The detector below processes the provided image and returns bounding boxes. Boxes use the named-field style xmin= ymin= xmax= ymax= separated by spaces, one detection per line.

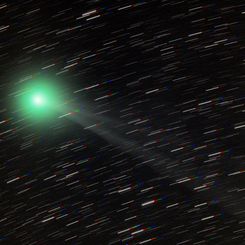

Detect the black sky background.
xmin=0 ymin=0 xmax=245 ymax=244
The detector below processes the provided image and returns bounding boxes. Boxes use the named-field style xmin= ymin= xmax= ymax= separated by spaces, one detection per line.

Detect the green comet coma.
xmin=32 ymin=94 xmax=46 ymax=106
xmin=17 ymin=78 xmax=61 ymax=121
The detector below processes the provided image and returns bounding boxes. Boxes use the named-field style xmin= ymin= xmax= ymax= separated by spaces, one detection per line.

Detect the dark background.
xmin=0 ymin=0 xmax=244 ymax=244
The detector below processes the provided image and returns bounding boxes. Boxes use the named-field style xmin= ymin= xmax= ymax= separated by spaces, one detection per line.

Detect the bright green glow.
xmin=32 ymin=94 xmax=46 ymax=106
xmin=15 ymin=76 xmax=63 ymax=122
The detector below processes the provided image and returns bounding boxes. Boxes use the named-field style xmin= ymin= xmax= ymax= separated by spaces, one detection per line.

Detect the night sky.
xmin=0 ymin=0 xmax=245 ymax=244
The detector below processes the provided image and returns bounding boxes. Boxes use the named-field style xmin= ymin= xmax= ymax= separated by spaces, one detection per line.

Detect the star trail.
xmin=0 ymin=0 xmax=245 ymax=244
